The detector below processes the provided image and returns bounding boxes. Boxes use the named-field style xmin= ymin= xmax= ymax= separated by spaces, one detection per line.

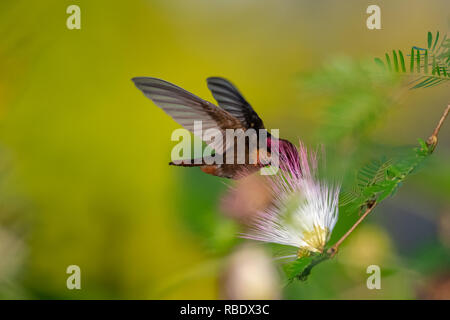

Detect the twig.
xmin=327 ymin=104 xmax=450 ymax=258
xmin=426 ymin=104 xmax=450 ymax=152
xmin=327 ymin=201 xmax=377 ymax=257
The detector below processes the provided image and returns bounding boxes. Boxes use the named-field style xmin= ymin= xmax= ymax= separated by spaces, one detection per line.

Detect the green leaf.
xmin=392 ymin=50 xmax=399 ymax=72
xmin=376 ymin=31 xmax=449 ymax=89
xmin=410 ymin=47 xmax=415 ymax=72
xmin=339 ymin=187 xmax=361 ymax=207
xmin=344 ymin=139 xmax=433 ymax=217
xmin=300 ymin=57 xmax=400 ymax=144
xmin=385 ymin=53 xmax=392 ymax=71
xmin=417 ymin=138 xmax=427 ymax=148
xmin=432 ymin=56 xmax=437 ymax=75
xmin=283 ymin=257 xmax=313 ymax=281
xmin=399 ymin=50 xmax=406 ymax=72
xmin=432 ymin=31 xmax=440 ymax=51
xmin=357 ymin=158 xmax=392 ymax=189
xmin=377 ymin=180 xmax=398 ymax=202
xmin=416 ymin=48 xmax=421 ymax=73
xmin=374 ymin=57 xmax=385 ymax=68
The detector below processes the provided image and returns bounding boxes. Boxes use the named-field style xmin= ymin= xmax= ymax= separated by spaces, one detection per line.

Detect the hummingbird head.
xmin=279 ymin=139 xmax=301 ymax=174
xmin=266 ymin=137 xmax=301 ymax=175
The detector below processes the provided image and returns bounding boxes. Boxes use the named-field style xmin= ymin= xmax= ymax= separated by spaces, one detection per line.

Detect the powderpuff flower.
xmin=241 ymin=142 xmax=340 ymax=258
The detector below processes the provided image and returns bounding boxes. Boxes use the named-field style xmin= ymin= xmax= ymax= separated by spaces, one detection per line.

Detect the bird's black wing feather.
xmin=133 ymin=77 xmax=244 ymax=153
xmin=206 ymin=77 xmax=265 ymax=130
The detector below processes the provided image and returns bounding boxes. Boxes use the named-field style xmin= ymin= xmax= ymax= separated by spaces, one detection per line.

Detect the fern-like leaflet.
xmin=375 ymin=31 xmax=450 ymax=88
xmin=340 ymin=139 xmax=432 ymax=214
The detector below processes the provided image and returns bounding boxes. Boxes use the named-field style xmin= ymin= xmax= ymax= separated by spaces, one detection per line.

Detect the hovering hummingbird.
xmin=132 ymin=76 xmax=298 ymax=179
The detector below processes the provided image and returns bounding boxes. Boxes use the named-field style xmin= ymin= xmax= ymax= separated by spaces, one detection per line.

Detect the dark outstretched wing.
xmin=132 ymin=77 xmax=244 ymax=153
xmin=206 ymin=77 xmax=265 ymax=130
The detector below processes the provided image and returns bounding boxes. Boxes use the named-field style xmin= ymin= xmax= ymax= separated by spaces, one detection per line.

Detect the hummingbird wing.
xmin=206 ymin=77 xmax=265 ymax=130
xmin=132 ymin=77 xmax=244 ymax=154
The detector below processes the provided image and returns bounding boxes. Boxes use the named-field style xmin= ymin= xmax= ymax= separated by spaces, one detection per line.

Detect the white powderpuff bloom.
xmin=241 ymin=141 xmax=340 ymax=257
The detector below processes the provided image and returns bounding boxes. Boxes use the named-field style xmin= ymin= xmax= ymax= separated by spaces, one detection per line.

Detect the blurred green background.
xmin=0 ymin=0 xmax=449 ymax=299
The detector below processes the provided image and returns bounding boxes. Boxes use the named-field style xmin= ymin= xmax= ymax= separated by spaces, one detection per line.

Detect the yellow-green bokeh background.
xmin=0 ymin=0 xmax=449 ymax=299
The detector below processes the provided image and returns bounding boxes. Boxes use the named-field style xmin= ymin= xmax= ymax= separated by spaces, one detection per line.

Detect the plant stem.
xmin=327 ymin=201 xmax=377 ymax=257
xmin=328 ymin=104 xmax=450 ymax=258
xmin=426 ymin=104 xmax=450 ymax=152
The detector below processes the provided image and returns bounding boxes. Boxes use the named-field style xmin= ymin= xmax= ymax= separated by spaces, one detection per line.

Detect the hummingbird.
xmin=132 ymin=76 xmax=299 ymax=179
